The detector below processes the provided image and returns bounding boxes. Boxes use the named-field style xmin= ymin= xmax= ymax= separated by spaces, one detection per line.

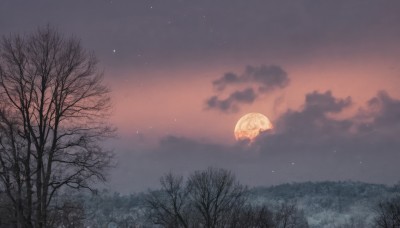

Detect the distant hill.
xmin=248 ymin=181 xmax=400 ymax=227
xmin=79 ymin=181 xmax=400 ymax=227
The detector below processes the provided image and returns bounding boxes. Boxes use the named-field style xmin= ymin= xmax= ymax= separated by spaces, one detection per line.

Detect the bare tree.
xmin=145 ymin=168 xmax=247 ymax=228
xmin=374 ymin=196 xmax=400 ymax=228
xmin=230 ymin=202 xmax=309 ymax=228
xmin=274 ymin=202 xmax=309 ymax=228
xmin=145 ymin=173 xmax=191 ymax=228
xmin=47 ymin=199 xmax=85 ymax=228
xmin=229 ymin=204 xmax=275 ymax=228
xmin=187 ymin=167 xmax=247 ymax=228
xmin=0 ymin=26 xmax=114 ymax=227
xmin=145 ymin=168 xmax=309 ymax=228
xmin=339 ymin=215 xmax=371 ymax=228
xmin=0 ymin=190 xmax=15 ymax=226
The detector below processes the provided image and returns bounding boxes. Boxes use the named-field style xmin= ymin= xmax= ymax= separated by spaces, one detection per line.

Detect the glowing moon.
xmin=234 ymin=113 xmax=273 ymax=141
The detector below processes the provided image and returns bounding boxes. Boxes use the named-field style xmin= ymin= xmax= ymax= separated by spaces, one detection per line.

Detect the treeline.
xmin=5 ymin=168 xmax=397 ymax=228
xmin=97 ymin=178 xmax=399 ymax=228
xmin=251 ymin=181 xmax=400 ymax=227
xmin=38 ymin=168 xmax=309 ymax=228
xmin=144 ymin=167 xmax=308 ymax=228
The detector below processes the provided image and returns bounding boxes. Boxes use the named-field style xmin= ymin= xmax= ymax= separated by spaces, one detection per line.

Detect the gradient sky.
xmin=2 ymin=0 xmax=400 ymax=193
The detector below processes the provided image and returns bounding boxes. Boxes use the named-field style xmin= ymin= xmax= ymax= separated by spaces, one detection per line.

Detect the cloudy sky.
xmin=2 ymin=0 xmax=400 ymax=192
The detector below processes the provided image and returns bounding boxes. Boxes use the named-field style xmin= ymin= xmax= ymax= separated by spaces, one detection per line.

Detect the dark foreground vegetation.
xmin=0 ymin=26 xmax=113 ymax=227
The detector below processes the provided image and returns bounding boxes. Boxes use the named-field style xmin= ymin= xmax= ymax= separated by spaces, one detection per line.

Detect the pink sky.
xmin=109 ymin=50 xmax=400 ymax=146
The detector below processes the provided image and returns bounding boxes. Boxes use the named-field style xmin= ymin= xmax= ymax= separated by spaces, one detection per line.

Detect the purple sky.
xmin=2 ymin=0 xmax=400 ymax=192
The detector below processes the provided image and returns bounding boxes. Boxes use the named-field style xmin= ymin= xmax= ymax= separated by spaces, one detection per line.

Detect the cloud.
xmin=354 ymin=91 xmax=400 ymax=139
xmin=255 ymin=90 xmax=400 ymax=155
xmin=276 ymin=91 xmax=352 ymax=135
xmin=212 ymin=72 xmax=240 ymax=91
xmin=245 ymin=65 xmax=290 ymax=92
xmin=206 ymin=65 xmax=289 ymax=113
xmin=255 ymin=91 xmax=354 ymax=150
xmin=206 ymin=88 xmax=257 ymax=113
xmin=213 ymin=65 xmax=289 ymax=92
xmin=366 ymin=91 xmax=400 ymax=129
xmin=112 ymin=90 xmax=400 ymax=192
xmin=304 ymin=91 xmax=352 ymax=114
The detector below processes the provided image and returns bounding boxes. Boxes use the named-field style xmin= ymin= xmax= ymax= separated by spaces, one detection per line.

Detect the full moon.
xmin=234 ymin=113 xmax=273 ymax=141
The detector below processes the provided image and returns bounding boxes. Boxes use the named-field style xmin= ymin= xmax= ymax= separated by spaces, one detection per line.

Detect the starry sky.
xmin=2 ymin=0 xmax=400 ymax=193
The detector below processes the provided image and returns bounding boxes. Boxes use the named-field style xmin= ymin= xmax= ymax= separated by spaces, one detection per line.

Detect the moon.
xmin=234 ymin=113 xmax=273 ymax=141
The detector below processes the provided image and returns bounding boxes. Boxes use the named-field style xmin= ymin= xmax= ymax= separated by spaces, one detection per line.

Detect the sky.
xmin=2 ymin=0 xmax=400 ymax=193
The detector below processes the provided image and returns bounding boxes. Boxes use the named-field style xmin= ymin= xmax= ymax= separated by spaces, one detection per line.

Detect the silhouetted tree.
xmin=374 ymin=196 xmax=400 ymax=228
xmin=145 ymin=168 xmax=310 ymax=228
xmin=0 ymin=26 xmax=114 ymax=227
xmin=340 ymin=215 xmax=371 ymax=228
xmin=145 ymin=168 xmax=247 ymax=228
xmin=145 ymin=173 xmax=191 ymax=228
xmin=47 ymin=199 xmax=85 ymax=228
xmin=0 ymin=190 xmax=14 ymax=226
xmin=187 ymin=167 xmax=247 ymax=228
xmin=274 ymin=202 xmax=309 ymax=228
xmin=230 ymin=204 xmax=275 ymax=228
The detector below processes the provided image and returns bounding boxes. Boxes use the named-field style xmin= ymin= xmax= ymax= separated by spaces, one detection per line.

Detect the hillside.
xmin=249 ymin=181 xmax=400 ymax=227
xmin=80 ymin=181 xmax=400 ymax=227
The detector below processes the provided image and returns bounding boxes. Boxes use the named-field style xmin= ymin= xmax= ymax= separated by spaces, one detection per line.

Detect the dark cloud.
xmin=366 ymin=91 xmax=400 ymax=129
xmin=254 ymin=90 xmax=400 ymax=156
xmin=213 ymin=65 xmax=289 ymax=92
xmin=304 ymin=91 xmax=352 ymax=114
xmin=255 ymin=91 xmax=354 ymax=150
xmin=212 ymin=72 xmax=240 ymax=91
xmin=354 ymin=91 xmax=400 ymax=141
xmin=274 ymin=91 xmax=352 ymax=137
xmin=207 ymin=65 xmax=289 ymax=112
xmin=206 ymin=88 xmax=257 ymax=113
xmin=112 ymin=90 xmax=400 ymax=192
xmin=246 ymin=65 xmax=289 ymax=92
